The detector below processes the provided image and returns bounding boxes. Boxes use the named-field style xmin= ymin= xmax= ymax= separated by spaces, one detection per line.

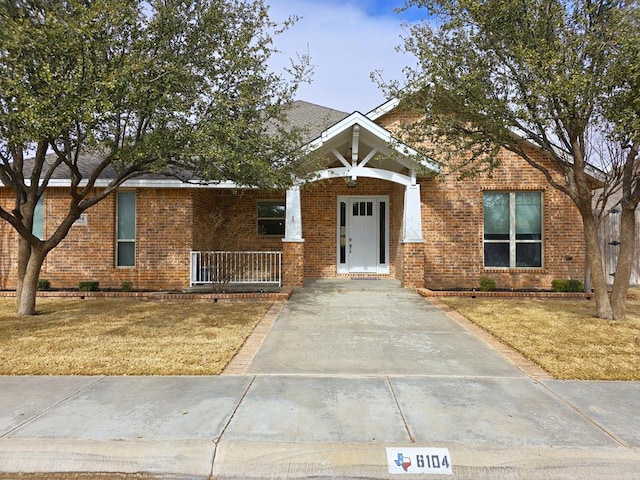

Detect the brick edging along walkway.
xmin=222 ymin=301 xmax=285 ymax=375
xmin=418 ymin=288 xmax=593 ymax=299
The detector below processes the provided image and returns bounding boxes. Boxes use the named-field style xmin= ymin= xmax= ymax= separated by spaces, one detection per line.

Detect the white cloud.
xmin=267 ymin=0 xmax=418 ymax=113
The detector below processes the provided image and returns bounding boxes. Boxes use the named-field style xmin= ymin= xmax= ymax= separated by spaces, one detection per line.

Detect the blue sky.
xmin=268 ymin=0 xmax=428 ymax=113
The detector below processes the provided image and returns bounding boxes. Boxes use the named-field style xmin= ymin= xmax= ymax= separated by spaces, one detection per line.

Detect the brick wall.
xmin=0 ymin=109 xmax=587 ymax=292
xmin=398 ymin=242 xmax=426 ymax=288
xmin=190 ymin=189 xmax=284 ymax=252
xmin=0 ymin=187 xmax=293 ymax=291
xmin=282 ymin=241 xmax=304 ymax=286
xmin=47 ymin=188 xmax=193 ymax=290
xmin=0 ymin=190 xmax=18 ymax=289
xmin=0 ymin=188 xmax=194 ymax=290
xmin=417 ymin=150 xmax=585 ymax=290
xmin=375 ymin=110 xmax=586 ymax=291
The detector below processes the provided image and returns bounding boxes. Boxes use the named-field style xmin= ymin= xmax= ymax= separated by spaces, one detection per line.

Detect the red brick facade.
xmin=0 ymin=111 xmax=586 ymax=292
xmin=282 ymin=241 xmax=304 ymax=287
xmin=417 ymin=155 xmax=585 ymax=290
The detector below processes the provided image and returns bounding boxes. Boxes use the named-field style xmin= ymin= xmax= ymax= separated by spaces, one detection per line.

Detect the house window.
xmin=116 ymin=191 xmax=136 ymax=267
xmin=257 ymin=200 xmax=285 ymax=236
xmin=32 ymin=195 xmax=44 ymax=240
xmin=483 ymin=191 xmax=542 ymax=268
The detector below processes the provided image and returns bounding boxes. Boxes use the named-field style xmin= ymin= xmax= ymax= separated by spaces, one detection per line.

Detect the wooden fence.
xmin=599 ymin=208 xmax=640 ymax=286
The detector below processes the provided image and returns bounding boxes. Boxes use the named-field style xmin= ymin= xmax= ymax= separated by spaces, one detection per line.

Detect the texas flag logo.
xmin=394 ymin=453 xmax=411 ymax=472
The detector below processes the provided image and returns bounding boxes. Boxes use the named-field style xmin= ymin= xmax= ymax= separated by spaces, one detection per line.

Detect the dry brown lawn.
xmin=0 ymin=298 xmax=270 ymax=375
xmin=440 ymin=295 xmax=640 ymax=380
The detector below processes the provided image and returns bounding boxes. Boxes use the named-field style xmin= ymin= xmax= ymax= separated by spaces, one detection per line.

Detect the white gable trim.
xmin=304 ymin=111 xmax=440 ymax=174
xmin=366 ymin=97 xmax=400 ymax=121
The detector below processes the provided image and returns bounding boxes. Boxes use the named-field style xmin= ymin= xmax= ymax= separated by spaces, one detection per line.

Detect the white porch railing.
xmin=190 ymin=251 xmax=282 ymax=287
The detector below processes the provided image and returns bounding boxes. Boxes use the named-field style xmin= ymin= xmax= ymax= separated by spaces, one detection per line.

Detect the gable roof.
xmin=304 ymin=111 xmax=440 ymax=176
xmin=283 ymin=101 xmax=350 ymax=143
xmin=5 ymin=99 xmax=438 ymax=189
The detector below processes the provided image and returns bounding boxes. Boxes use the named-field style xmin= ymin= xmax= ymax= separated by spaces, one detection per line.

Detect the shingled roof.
xmin=10 ymin=100 xmax=351 ymax=186
xmin=283 ymin=100 xmax=349 ymax=143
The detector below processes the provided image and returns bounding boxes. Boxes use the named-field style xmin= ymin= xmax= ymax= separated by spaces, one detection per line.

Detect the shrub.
xmin=37 ymin=279 xmax=51 ymax=291
xmin=479 ymin=277 xmax=497 ymax=291
xmin=552 ymin=279 xmax=584 ymax=292
xmin=121 ymin=281 xmax=133 ymax=292
xmin=78 ymin=281 xmax=99 ymax=292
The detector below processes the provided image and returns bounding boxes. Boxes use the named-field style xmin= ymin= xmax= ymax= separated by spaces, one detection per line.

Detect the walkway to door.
xmin=245 ymin=278 xmax=523 ymax=376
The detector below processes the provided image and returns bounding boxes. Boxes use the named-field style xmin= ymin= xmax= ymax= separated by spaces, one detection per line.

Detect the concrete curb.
xmin=212 ymin=441 xmax=640 ymax=479
xmin=0 ymin=439 xmax=214 ymax=478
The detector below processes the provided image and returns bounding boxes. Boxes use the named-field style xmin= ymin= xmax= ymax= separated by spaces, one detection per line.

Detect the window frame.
xmin=32 ymin=195 xmax=45 ymax=240
xmin=483 ymin=191 xmax=544 ymax=269
xmin=257 ymin=199 xmax=286 ymax=237
xmin=116 ymin=190 xmax=136 ymax=268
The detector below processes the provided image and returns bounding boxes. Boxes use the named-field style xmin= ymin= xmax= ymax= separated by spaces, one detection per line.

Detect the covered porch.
xmin=281 ymin=112 xmax=439 ymax=288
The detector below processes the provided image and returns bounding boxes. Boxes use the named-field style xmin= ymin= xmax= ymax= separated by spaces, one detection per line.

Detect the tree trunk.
xmin=16 ymin=247 xmax=46 ymax=316
xmin=582 ymin=212 xmax=614 ymax=319
xmin=610 ymin=205 xmax=636 ymax=319
xmin=15 ymin=236 xmax=31 ymax=313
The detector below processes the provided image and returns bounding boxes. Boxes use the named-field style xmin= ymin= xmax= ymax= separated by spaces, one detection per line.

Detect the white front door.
xmin=349 ymin=199 xmax=378 ymax=272
xmin=337 ymin=196 xmax=389 ymax=274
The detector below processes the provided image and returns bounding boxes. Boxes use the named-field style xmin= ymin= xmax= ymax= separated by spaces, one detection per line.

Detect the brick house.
xmin=0 ymin=98 xmax=587 ymax=291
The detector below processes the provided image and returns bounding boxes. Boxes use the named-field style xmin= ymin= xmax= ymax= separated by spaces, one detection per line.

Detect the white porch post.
xmin=284 ymin=185 xmax=303 ymax=241
xmin=403 ymin=184 xmax=424 ymax=242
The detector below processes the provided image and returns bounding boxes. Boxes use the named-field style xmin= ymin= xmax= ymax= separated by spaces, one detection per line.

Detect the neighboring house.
xmin=0 ymin=98 xmax=587 ymax=291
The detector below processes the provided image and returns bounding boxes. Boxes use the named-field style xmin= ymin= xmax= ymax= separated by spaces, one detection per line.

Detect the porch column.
xmin=403 ymin=184 xmax=424 ymax=242
xmin=401 ymin=184 xmax=425 ymax=288
xmin=282 ymin=185 xmax=304 ymax=287
xmin=284 ymin=185 xmax=303 ymax=241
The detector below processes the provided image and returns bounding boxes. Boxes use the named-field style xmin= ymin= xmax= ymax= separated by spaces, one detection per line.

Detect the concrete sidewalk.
xmin=0 ymin=279 xmax=639 ymax=479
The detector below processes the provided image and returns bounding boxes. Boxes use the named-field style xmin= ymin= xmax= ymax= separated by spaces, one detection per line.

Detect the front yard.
xmin=0 ymin=298 xmax=269 ymax=375
xmin=440 ymin=296 xmax=640 ymax=380
xmin=0 ymin=295 xmax=638 ymax=379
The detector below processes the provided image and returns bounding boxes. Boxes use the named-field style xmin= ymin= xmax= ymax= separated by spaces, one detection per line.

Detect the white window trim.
xmin=116 ymin=190 xmax=136 ymax=268
xmin=483 ymin=191 xmax=544 ymax=269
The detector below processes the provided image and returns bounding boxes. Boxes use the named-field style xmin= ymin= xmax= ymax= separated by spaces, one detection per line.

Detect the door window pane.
xmin=339 ymin=202 xmax=346 ymax=264
xmin=379 ymin=202 xmax=386 ymax=264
